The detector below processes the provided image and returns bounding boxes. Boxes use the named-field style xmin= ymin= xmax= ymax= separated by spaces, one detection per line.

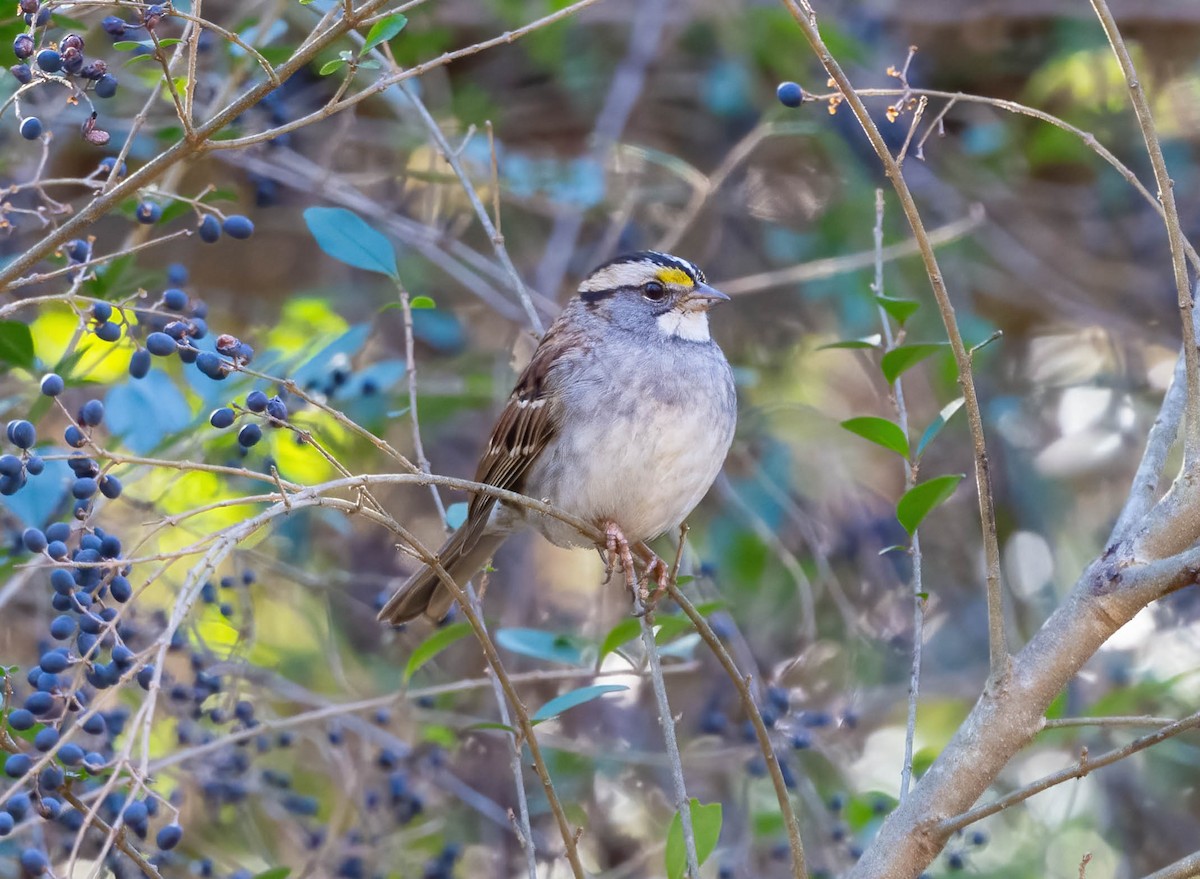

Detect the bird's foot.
xmin=603 ymin=523 xmax=667 ymax=615
xmin=640 ymin=554 xmax=669 ymax=610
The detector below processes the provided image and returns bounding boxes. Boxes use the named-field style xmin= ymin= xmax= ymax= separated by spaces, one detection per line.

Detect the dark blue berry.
xmin=58 ymin=743 xmax=84 ymax=766
xmin=33 ymin=726 xmax=59 ymax=751
xmin=237 ymin=424 xmax=262 ymax=448
xmin=81 ymin=714 xmax=105 ymax=734
xmin=18 ymin=848 xmax=48 ymax=874
xmin=24 ymin=691 xmax=53 ymax=714
xmin=22 ymin=527 xmax=47 ymax=552
xmin=72 ymin=476 xmax=98 ymax=498
xmin=266 ymin=396 xmax=288 ymax=423
xmin=9 ymin=419 xmax=36 ymax=449
xmin=40 ymin=373 xmax=64 ymax=396
xmin=0 ymin=454 xmax=23 ymax=477
xmin=64 ymin=425 xmax=86 ymax=448
xmin=9 ymin=63 xmax=32 ymax=84
xmin=91 ymin=301 xmax=113 ymax=322
xmin=39 ymin=650 xmax=68 ymax=672
xmin=145 ymin=332 xmax=176 ymax=356
xmin=99 ymin=474 xmax=122 ymax=499
xmin=136 ymin=665 xmax=155 ymax=689
xmin=0 ymin=812 xmax=15 ymax=835
xmin=94 ymin=321 xmax=121 ymax=342
xmin=64 ymin=239 xmax=89 ymax=262
xmin=129 ymin=348 xmax=151 ymax=378
xmin=101 ymin=16 xmax=126 ymax=36
xmin=98 ymin=156 xmax=126 ymax=177
xmin=222 ymin=215 xmax=254 ymax=239
xmin=94 ymin=73 xmax=117 ymax=98
xmin=8 ymin=708 xmax=35 ymax=730
xmin=34 ymin=48 xmax=59 ymax=72
xmin=20 ymin=116 xmax=42 ymax=139
xmin=135 ymin=201 xmax=161 ymax=224
xmin=109 ymin=575 xmax=132 ymax=602
xmin=245 ymin=390 xmax=268 ymax=412
xmin=777 ymin=81 xmax=804 ymax=107
xmin=156 ymin=822 xmax=183 ymax=849
xmin=210 ymin=407 xmax=235 ymax=429
xmin=196 ymin=351 xmax=226 ymax=380
xmin=198 ymin=214 xmax=221 ymax=243
xmin=4 ymin=752 xmax=32 ymax=777
xmin=82 ymin=752 xmax=106 ymax=772
xmin=163 ymin=288 xmax=188 ymax=310
xmin=25 ymin=454 xmax=44 ymax=475
xmin=49 ymin=615 xmax=75 ymax=640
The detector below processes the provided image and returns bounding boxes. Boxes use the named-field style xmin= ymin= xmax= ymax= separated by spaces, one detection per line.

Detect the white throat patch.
xmin=657 ymin=309 xmax=711 ymax=342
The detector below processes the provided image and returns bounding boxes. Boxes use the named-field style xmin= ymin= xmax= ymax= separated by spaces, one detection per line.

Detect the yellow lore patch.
xmin=656 ymin=267 xmax=693 ymax=287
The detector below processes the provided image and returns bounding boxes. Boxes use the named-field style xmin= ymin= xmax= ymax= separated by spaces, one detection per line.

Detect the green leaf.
xmin=875 ymin=295 xmax=920 ymax=326
xmin=653 ymin=614 xmax=694 ymax=644
xmin=112 ymin=40 xmax=145 ymax=50
xmin=840 ymin=416 xmax=909 ymax=458
xmin=915 ymin=397 xmax=965 ymax=459
xmin=495 ymin=628 xmax=590 ymax=666
xmin=880 ymin=343 xmax=948 ymax=384
xmin=896 ymin=474 xmax=965 ymax=535
xmin=252 ymin=870 xmax=291 ymax=879
xmin=403 ymin=621 xmax=471 ymax=683
xmin=665 ymin=799 xmax=722 ymax=879
xmin=463 ymin=721 xmax=516 ymax=734
xmin=817 ymin=334 xmax=882 ymax=351
xmin=532 ymin=684 xmax=628 ymax=722
xmin=0 ymin=321 xmax=34 ymax=369
xmin=409 ymin=295 xmax=436 ymax=310
xmin=361 ymin=14 xmax=408 ymax=54
xmin=303 ymin=207 xmax=398 ymax=278
xmin=599 ymin=618 xmax=642 ymax=660
xmin=318 ymin=58 xmax=345 ymax=76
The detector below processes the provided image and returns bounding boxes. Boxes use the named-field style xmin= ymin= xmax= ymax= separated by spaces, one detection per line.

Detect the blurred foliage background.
xmin=2 ymin=0 xmax=1200 ymax=877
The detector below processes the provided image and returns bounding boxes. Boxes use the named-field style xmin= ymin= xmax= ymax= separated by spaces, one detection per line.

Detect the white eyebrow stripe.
xmin=578 ymin=263 xmax=657 ymax=292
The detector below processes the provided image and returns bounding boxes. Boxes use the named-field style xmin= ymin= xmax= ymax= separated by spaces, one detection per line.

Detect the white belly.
xmin=518 ymin=350 xmax=735 ymax=547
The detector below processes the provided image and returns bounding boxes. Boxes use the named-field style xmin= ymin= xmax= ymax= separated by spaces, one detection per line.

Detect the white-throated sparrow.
xmin=378 ymin=251 xmax=736 ymax=624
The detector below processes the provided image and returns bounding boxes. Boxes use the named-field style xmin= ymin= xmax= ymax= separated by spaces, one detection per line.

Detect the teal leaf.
xmin=403 ymin=621 xmax=471 ymax=683
xmin=880 ymin=343 xmax=948 ymax=384
xmin=666 ymin=799 xmax=722 ymax=879
xmin=532 ymin=684 xmax=628 ymax=722
xmin=0 ymin=320 xmax=34 ymax=369
xmin=817 ymin=334 xmax=882 ymax=351
xmin=896 ymin=474 xmax=965 ymax=535
xmin=840 ymin=416 xmax=909 ymax=458
xmin=915 ymin=397 xmax=965 ymax=459
xmin=444 ymin=502 xmax=467 ymax=530
xmin=303 ymin=207 xmax=398 ymax=278
xmin=496 ymin=628 xmax=590 ymax=666
xmin=361 ymin=14 xmax=408 ymax=54
xmin=876 ymin=295 xmax=920 ymax=326
xmin=105 ymin=372 xmax=191 ymax=454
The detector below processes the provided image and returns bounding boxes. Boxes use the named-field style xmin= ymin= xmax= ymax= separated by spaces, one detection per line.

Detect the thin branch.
xmin=1042 ymin=715 xmax=1179 ymax=730
xmin=1090 ymin=0 xmax=1199 ymax=463
xmin=937 ymin=711 xmax=1200 ymax=835
xmin=1142 ymin=851 xmax=1200 ymax=879
xmin=782 ymin=0 xmax=1009 ymax=683
xmin=666 ymin=581 xmax=807 ymax=878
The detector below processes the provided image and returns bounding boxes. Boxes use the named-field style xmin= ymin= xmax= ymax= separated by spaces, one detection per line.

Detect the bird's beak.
xmin=681 ymin=283 xmax=731 ymax=312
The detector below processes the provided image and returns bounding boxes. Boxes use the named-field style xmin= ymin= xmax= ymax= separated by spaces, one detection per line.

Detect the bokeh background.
xmin=2 ymin=0 xmax=1200 ymax=876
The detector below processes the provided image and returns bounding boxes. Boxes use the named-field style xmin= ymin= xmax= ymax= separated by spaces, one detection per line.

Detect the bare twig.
xmin=781 ymin=0 xmax=1009 ymax=683
xmin=1142 ymin=851 xmax=1200 ymax=879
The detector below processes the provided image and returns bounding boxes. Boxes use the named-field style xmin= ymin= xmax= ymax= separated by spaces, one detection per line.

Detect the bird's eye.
xmin=643 ymin=281 xmax=668 ymax=301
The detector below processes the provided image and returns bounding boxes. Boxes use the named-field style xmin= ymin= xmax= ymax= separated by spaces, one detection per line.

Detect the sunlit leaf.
xmin=403 ymin=622 xmax=471 ymax=683
xmin=840 ymin=416 xmax=909 ymax=458
xmin=880 ymin=343 xmax=948 ymax=384
xmin=361 ymin=14 xmax=408 ymax=54
xmin=410 ymin=295 xmax=436 ymax=309
xmin=896 ymin=474 xmax=965 ymax=535
xmin=817 ymin=334 xmax=882 ymax=351
xmin=0 ymin=320 xmax=34 ymax=369
xmin=532 ymin=684 xmax=628 ymax=722
xmin=875 ymin=295 xmax=920 ymax=326
xmin=915 ymin=397 xmax=965 ymax=459
xmin=666 ymin=799 xmax=722 ymax=879
xmin=496 ymin=628 xmax=590 ymax=666
xmin=303 ymin=207 xmax=398 ymax=278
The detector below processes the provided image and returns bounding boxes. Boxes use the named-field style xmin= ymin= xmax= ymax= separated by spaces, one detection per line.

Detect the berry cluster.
xmin=209 ymin=387 xmax=290 ymax=452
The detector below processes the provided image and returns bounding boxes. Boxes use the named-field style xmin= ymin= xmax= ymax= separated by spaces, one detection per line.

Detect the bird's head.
xmin=575 ymin=251 xmax=729 ymax=342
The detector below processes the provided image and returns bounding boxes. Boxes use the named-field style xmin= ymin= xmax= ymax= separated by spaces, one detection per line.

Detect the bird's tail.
xmin=376 ymin=529 xmax=505 ymax=625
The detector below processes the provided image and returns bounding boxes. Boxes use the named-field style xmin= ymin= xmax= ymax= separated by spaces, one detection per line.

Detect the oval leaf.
xmin=496 ymin=628 xmax=590 ymax=666
xmin=532 ymin=684 xmax=628 ymax=722
xmin=881 ymin=343 xmax=948 ymax=384
xmin=876 ymin=295 xmax=920 ymax=326
xmin=896 ymin=474 xmax=965 ymax=535
xmin=410 ymin=295 xmax=436 ymax=310
xmin=403 ymin=621 xmax=471 ymax=683
xmin=915 ymin=397 xmax=965 ymax=459
xmin=599 ymin=618 xmax=642 ymax=661
xmin=666 ymin=799 xmax=722 ymax=879
xmin=0 ymin=320 xmax=34 ymax=369
xmin=361 ymin=13 xmax=408 ymax=54
xmin=841 ymin=416 xmax=909 ymax=458
xmin=303 ymin=207 xmax=397 ymax=278
xmin=817 ymin=334 xmax=882 ymax=351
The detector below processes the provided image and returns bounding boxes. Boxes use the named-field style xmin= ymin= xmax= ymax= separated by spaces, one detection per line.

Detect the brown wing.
xmin=461 ymin=323 xmax=577 ymax=538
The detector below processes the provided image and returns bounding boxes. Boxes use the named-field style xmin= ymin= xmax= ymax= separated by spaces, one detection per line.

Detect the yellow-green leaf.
xmin=403 ymin=621 xmax=471 ymax=682
xmin=841 ymin=416 xmax=909 ymax=458
xmin=896 ymin=474 xmax=964 ymax=535
xmin=665 ymin=799 xmax=722 ymax=879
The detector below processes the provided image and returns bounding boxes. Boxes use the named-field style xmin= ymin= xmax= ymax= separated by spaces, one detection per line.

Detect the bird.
xmin=377 ymin=251 xmax=737 ymax=625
